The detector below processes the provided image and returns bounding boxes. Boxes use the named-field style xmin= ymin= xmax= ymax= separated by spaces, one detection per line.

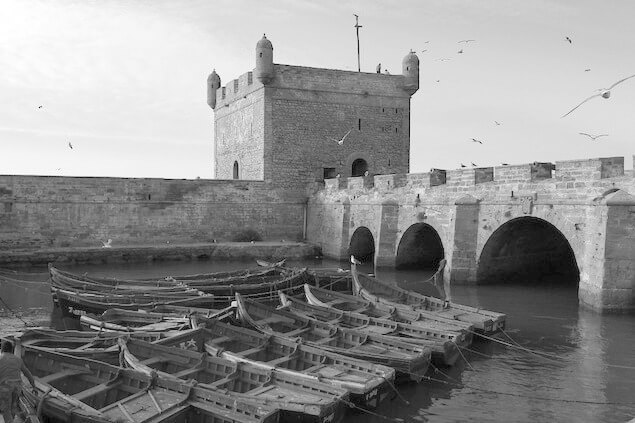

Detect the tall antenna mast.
xmin=353 ymin=14 xmax=362 ymax=72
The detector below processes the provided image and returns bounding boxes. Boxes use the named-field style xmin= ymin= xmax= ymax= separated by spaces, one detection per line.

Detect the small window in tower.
xmin=259 ymin=52 xmax=263 ymax=58
xmin=395 ymin=127 xmax=398 ymax=133
xmin=382 ymin=108 xmax=385 ymax=113
xmin=388 ymin=158 xmax=391 ymax=166
xmin=233 ymin=161 xmax=239 ymax=180
xmin=395 ymin=108 xmax=399 ymax=114
xmin=406 ymin=66 xmax=409 ymax=71
xmin=323 ymin=168 xmax=337 ymax=179
xmin=148 ymin=194 xmax=151 ymax=200
xmin=358 ymin=119 xmax=361 ymax=131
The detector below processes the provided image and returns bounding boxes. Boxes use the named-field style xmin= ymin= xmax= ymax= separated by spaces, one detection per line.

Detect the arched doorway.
xmin=233 ymin=161 xmax=239 ymax=179
xmin=351 ymin=159 xmax=368 ymax=177
xmin=477 ymin=217 xmax=579 ymax=285
xmin=396 ymin=223 xmax=445 ymax=269
xmin=348 ymin=227 xmax=375 ymax=263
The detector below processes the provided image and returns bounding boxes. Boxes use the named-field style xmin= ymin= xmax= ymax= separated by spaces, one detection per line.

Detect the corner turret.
xmin=402 ymin=50 xmax=419 ymax=95
xmin=255 ymin=34 xmax=274 ymax=84
xmin=207 ymin=69 xmax=221 ymax=109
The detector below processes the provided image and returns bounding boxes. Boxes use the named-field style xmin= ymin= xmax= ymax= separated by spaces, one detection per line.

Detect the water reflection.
xmin=1 ymin=259 xmax=634 ymax=422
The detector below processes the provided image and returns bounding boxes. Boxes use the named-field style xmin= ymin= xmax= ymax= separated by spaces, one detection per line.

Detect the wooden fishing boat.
xmin=50 ymin=265 xmax=313 ymax=313
xmin=51 ymin=285 xmax=219 ymax=317
xmin=79 ymin=308 xmax=196 ymax=333
xmin=234 ymin=293 xmax=431 ymax=380
xmin=278 ymin=291 xmax=461 ymax=366
xmin=20 ymin=345 xmax=280 ymax=423
xmin=350 ymin=261 xmax=506 ymax=336
xmin=304 ymin=284 xmax=474 ymax=346
xmin=255 ymin=259 xmax=287 ymax=267
xmin=157 ymin=325 xmax=395 ymax=410
xmin=117 ymin=337 xmax=349 ymax=423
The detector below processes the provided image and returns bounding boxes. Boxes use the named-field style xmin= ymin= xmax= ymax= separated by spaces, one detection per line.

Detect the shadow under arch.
xmin=477 ymin=216 xmax=579 ymax=285
xmin=348 ymin=227 xmax=375 ymax=263
xmin=396 ymin=223 xmax=445 ymax=269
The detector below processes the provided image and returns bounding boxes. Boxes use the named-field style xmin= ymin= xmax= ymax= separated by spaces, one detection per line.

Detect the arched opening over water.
xmin=477 ymin=217 xmax=579 ymax=285
xmin=348 ymin=227 xmax=375 ymax=263
xmin=396 ymin=223 xmax=445 ymax=269
xmin=351 ymin=159 xmax=368 ymax=177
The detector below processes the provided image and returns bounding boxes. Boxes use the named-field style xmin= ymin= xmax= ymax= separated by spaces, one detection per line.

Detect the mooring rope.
xmin=0 ymin=294 xmax=30 ymax=326
xmin=339 ymin=398 xmax=407 ymax=422
xmin=426 ymin=363 xmax=635 ymax=405
xmin=381 ymin=376 xmax=410 ymax=405
xmin=455 ymin=344 xmax=474 ymax=370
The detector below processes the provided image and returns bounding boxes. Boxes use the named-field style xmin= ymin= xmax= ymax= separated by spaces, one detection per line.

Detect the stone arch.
xmin=345 ymin=152 xmax=372 ymax=178
xmin=477 ymin=216 xmax=579 ymax=285
xmin=348 ymin=226 xmax=375 ymax=263
xmin=396 ymin=223 xmax=445 ymax=269
xmin=232 ymin=161 xmax=239 ymax=180
xmin=351 ymin=159 xmax=368 ymax=177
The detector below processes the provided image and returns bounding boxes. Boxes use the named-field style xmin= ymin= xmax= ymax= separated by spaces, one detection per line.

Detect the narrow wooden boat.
xmin=117 ymin=337 xmax=349 ymax=423
xmin=278 ymin=291 xmax=461 ymax=366
xmin=157 ymin=325 xmax=395 ymax=410
xmin=79 ymin=308 xmax=194 ymax=333
xmin=51 ymin=285 xmax=219 ymax=317
xmin=350 ymin=261 xmax=506 ymax=336
xmin=304 ymin=284 xmax=474 ymax=346
xmin=256 ymin=259 xmax=287 ymax=267
xmin=20 ymin=346 xmax=280 ymax=423
xmin=234 ymin=293 xmax=431 ymax=380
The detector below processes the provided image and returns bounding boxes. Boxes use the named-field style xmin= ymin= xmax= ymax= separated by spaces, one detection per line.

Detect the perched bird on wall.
xmin=501 ymin=163 xmax=509 ymax=166
xmin=579 ymin=132 xmax=608 ymax=140
xmin=565 ymin=36 xmax=572 ymax=44
xmin=328 ymin=129 xmax=351 ymax=146
xmin=561 ymin=74 xmax=635 ymax=117
xmin=101 ymin=239 xmax=112 ymax=248
xmin=68 ymin=141 xmax=73 ymax=149
xmin=336 ymin=174 xmax=341 ymax=178
xmin=460 ymin=163 xmax=467 ymax=168
xmin=350 ymin=255 xmax=362 ymax=265
xmin=470 ymin=138 xmax=484 ymax=144
xmin=376 ymin=63 xmax=381 ymax=73
xmin=384 ymin=69 xmax=390 ymax=74
xmin=364 ymin=170 xmax=369 ymax=176
xmin=458 ymin=49 xmax=464 ymax=54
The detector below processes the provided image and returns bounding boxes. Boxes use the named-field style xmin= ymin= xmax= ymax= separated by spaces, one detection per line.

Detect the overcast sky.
xmin=1 ymin=0 xmax=634 ymax=179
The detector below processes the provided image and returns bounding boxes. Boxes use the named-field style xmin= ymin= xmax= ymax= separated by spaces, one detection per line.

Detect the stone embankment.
xmin=0 ymin=241 xmax=321 ymax=267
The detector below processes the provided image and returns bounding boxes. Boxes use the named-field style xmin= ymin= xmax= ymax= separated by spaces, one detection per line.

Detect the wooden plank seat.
xmin=38 ymin=368 xmax=91 ymax=384
xmin=73 ymin=381 xmax=122 ymax=401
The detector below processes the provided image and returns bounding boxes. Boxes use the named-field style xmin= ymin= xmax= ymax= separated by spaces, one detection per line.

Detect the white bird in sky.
xmin=494 ymin=120 xmax=502 ymax=126
xmin=328 ymin=129 xmax=351 ymax=145
xmin=458 ymin=39 xmax=476 ymax=43
xmin=436 ymin=58 xmax=451 ymax=62
xmin=579 ymin=132 xmax=608 ymax=141
xmin=101 ymin=239 xmax=112 ymax=248
xmin=561 ymin=74 xmax=635 ymax=118
xmin=68 ymin=141 xmax=73 ymax=149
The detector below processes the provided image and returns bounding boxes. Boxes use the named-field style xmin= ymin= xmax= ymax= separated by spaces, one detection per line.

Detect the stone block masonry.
xmin=309 ymin=156 xmax=635 ymax=312
xmin=0 ymin=175 xmax=306 ymax=251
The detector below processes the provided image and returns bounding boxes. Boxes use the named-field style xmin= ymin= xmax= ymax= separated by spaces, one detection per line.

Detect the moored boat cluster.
xmin=5 ymin=259 xmax=506 ymax=423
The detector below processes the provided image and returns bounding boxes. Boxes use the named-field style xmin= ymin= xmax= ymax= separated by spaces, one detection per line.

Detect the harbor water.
xmin=1 ymin=258 xmax=634 ymax=423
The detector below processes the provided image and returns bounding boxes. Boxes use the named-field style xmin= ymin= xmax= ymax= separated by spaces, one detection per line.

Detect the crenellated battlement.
xmin=322 ymin=156 xmax=634 ymax=196
xmin=214 ymin=71 xmax=263 ymax=109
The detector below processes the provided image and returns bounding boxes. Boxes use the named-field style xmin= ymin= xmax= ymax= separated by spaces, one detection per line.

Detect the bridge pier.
xmin=449 ymin=195 xmax=480 ymax=284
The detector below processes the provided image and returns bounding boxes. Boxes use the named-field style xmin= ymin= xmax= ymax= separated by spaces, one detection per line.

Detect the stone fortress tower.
xmin=207 ymin=35 xmax=420 ymax=190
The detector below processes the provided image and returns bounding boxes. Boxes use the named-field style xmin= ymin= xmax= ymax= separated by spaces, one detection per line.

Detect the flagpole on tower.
xmin=353 ymin=14 xmax=362 ymax=72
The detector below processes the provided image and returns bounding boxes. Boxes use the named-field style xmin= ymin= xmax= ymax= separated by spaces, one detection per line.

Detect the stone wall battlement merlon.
xmin=215 ymin=71 xmax=263 ymax=108
xmin=321 ymin=156 xmax=633 ymax=193
xmin=271 ymin=64 xmax=411 ymax=98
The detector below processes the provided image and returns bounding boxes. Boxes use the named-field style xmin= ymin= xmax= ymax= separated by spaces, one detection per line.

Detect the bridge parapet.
xmin=554 ymin=157 xmax=624 ymax=181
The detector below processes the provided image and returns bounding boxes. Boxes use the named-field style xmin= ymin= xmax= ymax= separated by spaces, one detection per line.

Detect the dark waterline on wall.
xmin=1 ymin=258 xmax=634 ymax=422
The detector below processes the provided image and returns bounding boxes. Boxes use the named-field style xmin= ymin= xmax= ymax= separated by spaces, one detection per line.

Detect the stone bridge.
xmin=306 ymin=156 xmax=635 ymax=312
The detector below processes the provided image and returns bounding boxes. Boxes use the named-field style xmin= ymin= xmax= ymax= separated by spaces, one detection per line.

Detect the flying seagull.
xmin=470 ymin=138 xmax=484 ymax=144
xmin=68 ymin=141 xmax=73 ymax=149
xmin=471 ymin=162 xmax=478 ymax=167
xmin=584 ymin=69 xmax=591 ymax=72
xmin=328 ymin=129 xmax=351 ymax=146
xmin=458 ymin=40 xmax=476 ymax=43
xmin=436 ymin=58 xmax=451 ymax=62
xmin=561 ymin=74 xmax=635 ymax=118
xmin=37 ymin=105 xmax=43 ymax=109
xmin=501 ymin=163 xmax=509 ymax=166
xmin=457 ymin=49 xmax=463 ymax=54
xmin=494 ymin=121 xmax=501 ymax=126
xmin=420 ymin=49 xmax=428 ymax=53
xmin=565 ymin=36 xmax=572 ymax=44
xmin=579 ymin=132 xmax=608 ymax=140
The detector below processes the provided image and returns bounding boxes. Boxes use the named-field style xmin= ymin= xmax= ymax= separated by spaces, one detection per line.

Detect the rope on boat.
xmin=0 ymin=294 xmax=30 ymax=326
xmin=455 ymin=344 xmax=474 ymax=371
xmin=458 ymin=346 xmax=494 ymax=359
xmin=497 ymin=328 xmax=635 ymax=370
xmin=426 ymin=363 xmax=635 ymax=405
xmin=0 ymin=274 xmax=51 ymax=285
xmin=339 ymin=398 xmax=406 ymax=422
xmin=0 ymin=276 xmax=52 ymax=298
xmin=381 ymin=376 xmax=410 ymax=405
